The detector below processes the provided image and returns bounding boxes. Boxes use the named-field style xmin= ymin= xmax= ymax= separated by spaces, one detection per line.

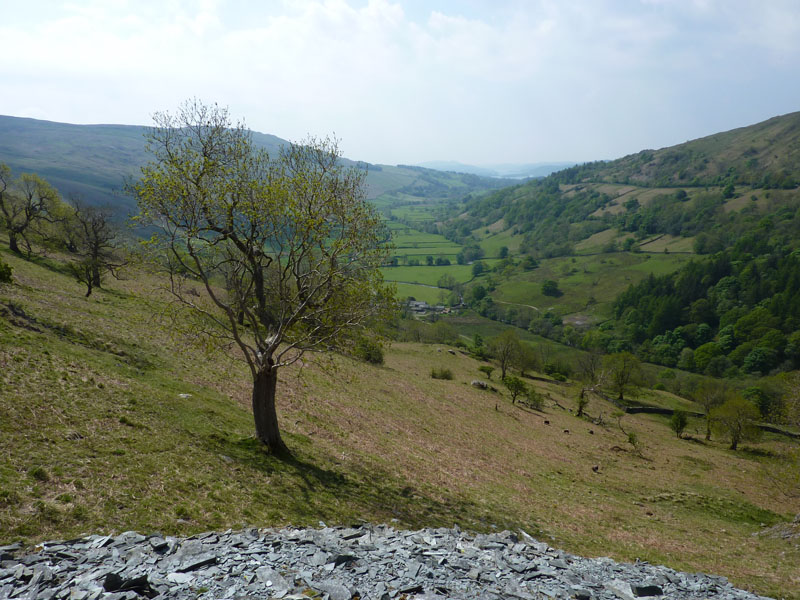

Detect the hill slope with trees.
xmin=1 ymin=243 xmax=798 ymax=599
xmin=433 ymin=112 xmax=800 ymax=389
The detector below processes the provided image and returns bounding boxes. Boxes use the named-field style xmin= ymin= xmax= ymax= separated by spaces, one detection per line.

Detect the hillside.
xmin=419 ymin=113 xmax=800 ymax=382
xmin=0 ymin=115 xmax=507 ymax=217
xmin=561 ymin=111 xmax=800 ymax=188
xmin=1 ymin=243 xmax=799 ymax=598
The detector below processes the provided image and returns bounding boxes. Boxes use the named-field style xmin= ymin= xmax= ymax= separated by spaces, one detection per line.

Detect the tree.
xmin=134 ymin=101 xmax=393 ymax=453
xmin=691 ymin=379 xmax=730 ymax=441
xmin=577 ymin=350 xmax=604 ymax=385
xmin=478 ymin=365 xmax=494 ymax=380
xmin=541 ymin=279 xmax=561 ymax=297
xmin=488 ymin=329 xmax=521 ymax=379
xmin=0 ymin=165 xmax=62 ymax=255
xmin=603 ymin=352 xmax=641 ymax=401
xmin=670 ymin=410 xmax=689 ymax=438
xmin=63 ymin=201 xmax=124 ymax=296
xmin=503 ymin=375 xmax=527 ymax=404
xmin=437 ymin=273 xmax=457 ymax=290
xmin=512 ymin=342 xmax=538 ymax=377
xmin=712 ymin=396 xmax=761 ymax=450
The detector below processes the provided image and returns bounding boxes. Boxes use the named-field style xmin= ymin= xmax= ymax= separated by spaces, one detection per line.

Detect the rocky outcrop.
xmin=1 ymin=525 xmax=773 ymax=600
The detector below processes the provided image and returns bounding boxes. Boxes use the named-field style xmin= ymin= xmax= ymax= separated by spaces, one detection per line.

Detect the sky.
xmin=1 ymin=0 xmax=799 ymax=166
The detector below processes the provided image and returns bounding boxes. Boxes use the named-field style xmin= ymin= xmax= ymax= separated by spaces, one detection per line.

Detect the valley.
xmin=1 ymin=111 xmax=800 ymax=599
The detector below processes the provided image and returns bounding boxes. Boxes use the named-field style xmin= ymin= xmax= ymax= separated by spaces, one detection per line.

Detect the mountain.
xmin=437 ymin=111 xmax=800 ymax=381
xmin=418 ymin=160 xmax=576 ymax=179
xmin=0 ymin=115 xmax=509 ymax=217
xmin=447 ymin=111 xmax=800 ymax=259
xmin=560 ymin=111 xmax=800 ymax=188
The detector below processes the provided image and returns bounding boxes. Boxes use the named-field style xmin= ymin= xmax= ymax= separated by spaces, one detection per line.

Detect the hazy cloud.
xmin=1 ymin=0 xmax=798 ymax=164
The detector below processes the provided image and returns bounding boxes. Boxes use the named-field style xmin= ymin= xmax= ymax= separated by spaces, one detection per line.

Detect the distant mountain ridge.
xmin=0 ymin=115 xmax=287 ymax=213
xmin=0 ymin=115 xmax=509 ymax=216
xmin=417 ymin=160 xmax=576 ymax=179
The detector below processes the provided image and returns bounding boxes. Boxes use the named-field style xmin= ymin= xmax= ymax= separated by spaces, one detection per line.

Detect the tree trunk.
xmin=8 ymin=231 xmax=19 ymax=254
xmin=252 ymin=363 xmax=287 ymax=454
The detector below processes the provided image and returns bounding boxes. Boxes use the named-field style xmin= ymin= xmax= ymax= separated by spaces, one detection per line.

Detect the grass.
xmin=491 ymin=252 xmax=692 ymax=320
xmin=381 ymin=265 xmax=474 ymax=286
xmin=1 ymin=246 xmax=799 ymax=598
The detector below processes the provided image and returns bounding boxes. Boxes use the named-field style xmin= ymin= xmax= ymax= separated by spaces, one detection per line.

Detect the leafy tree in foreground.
xmin=134 ymin=101 xmax=394 ymax=453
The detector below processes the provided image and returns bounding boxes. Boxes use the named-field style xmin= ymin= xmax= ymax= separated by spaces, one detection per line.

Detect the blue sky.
xmin=1 ymin=0 xmax=799 ymax=165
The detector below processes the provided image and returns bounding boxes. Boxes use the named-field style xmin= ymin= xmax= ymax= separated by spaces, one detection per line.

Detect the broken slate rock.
xmin=0 ymin=525 xmax=776 ymax=600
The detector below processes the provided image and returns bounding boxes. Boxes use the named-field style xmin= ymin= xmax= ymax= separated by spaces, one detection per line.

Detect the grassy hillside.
xmin=563 ymin=111 xmax=800 ymax=188
xmin=1 ymin=245 xmax=798 ymax=598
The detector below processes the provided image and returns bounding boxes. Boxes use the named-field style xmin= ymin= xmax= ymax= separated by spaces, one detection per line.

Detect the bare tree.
xmin=133 ymin=101 xmax=394 ymax=453
xmin=691 ymin=379 xmax=731 ymax=441
xmin=577 ymin=349 xmax=605 ymax=387
xmin=603 ymin=351 xmax=641 ymax=401
xmin=488 ymin=329 xmax=522 ymax=379
xmin=512 ymin=342 xmax=538 ymax=377
xmin=63 ymin=200 xmax=125 ymax=296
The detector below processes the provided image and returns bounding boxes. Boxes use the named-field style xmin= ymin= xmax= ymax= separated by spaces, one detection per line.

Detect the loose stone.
xmin=0 ymin=526 xmax=774 ymax=600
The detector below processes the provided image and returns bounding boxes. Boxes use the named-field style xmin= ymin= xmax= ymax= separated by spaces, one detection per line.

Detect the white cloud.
xmin=0 ymin=0 xmax=798 ymax=164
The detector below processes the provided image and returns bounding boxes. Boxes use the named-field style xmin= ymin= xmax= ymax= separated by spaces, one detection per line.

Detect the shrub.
xmin=430 ymin=367 xmax=453 ymax=380
xmin=576 ymin=394 xmax=589 ymax=417
xmin=354 ymin=337 xmax=384 ymax=365
xmin=0 ymin=257 xmax=12 ymax=283
xmin=670 ymin=410 xmax=689 ymax=438
xmin=524 ymin=389 xmax=544 ymax=410
xmin=28 ymin=466 xmax=50 ymax=482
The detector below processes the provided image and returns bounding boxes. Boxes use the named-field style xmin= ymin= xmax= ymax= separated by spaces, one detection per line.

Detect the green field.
xmin=381 ymin=265 xmax=474 ymax=286
xmin=475 ymin=228 xmax=524 ymax=257
xmin=491 ymin=252 xmax=693 ymax=319
xmin=394 ymin=282 xmax=444 ymax=304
